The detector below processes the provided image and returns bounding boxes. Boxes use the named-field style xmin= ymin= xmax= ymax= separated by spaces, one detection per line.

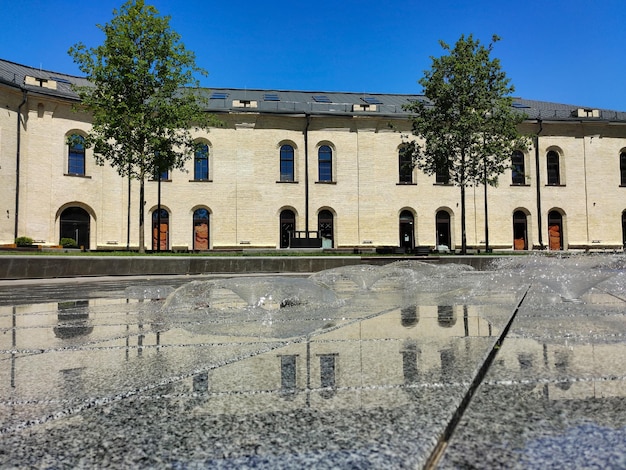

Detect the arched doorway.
xmin=152 ymin=208 xmax=169 ymax=251
xmin=59 ymin=207 xmax=90 ymax=249
xmin=513 ymin=210 xmax=528 ymax=250
xmin=280 ymin=210 xmax=295 ymax=248
xmin=193 ymin=208 xmax=210 ymax=251
xmin=399 ymin=210 xmax=415 ymax=251
xmin=436 ymin=210 xmax=451 ymax=249
xmin=548 ymin=210 xmax=563 ymax=250
xmin=318 ymin=210 xmax=334 ymax=248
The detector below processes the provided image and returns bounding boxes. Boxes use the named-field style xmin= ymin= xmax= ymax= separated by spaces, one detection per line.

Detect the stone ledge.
xmin=0 ymin=256 xmax=363 ymax=280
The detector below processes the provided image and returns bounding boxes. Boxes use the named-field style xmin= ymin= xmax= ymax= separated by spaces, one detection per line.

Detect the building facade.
xmin=1 ymin=58 xmax=626 ymax=252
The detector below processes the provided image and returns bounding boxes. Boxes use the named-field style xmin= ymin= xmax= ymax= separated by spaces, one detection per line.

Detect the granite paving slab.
xmin=0 ymin=269 xmax=522 ymax=468
xmin=439 ymin=285 xmax=626 ymax=469
xmin=1 ymin=258 xmax=622 ymax=468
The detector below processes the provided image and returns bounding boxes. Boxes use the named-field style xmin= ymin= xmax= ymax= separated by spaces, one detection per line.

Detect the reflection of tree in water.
xmin=517 ymin=353 xmax=537 ymax=391
xmin=554 ymin=349 xmax=572 ymax=390
xmin=54 ymin=300 xmax=93 ymax=339
xmin=440 ymin=348 xmax=455 ymax=382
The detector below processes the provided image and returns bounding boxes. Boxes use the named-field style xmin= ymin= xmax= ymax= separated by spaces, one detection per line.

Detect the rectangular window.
xmin=399 ymin=150 xmax=413 ymax=183
xmin=68 ymin=151 xmax=85 ymax=175
xmin=153 ymin=169 xmax=169 ymax=181
xmin=280 ymin=160 xmax=294 ymax=181
xmin=194 ymin=144 xmax=209 ymax=180
xmin=318 ymin=146 xmax=333 ymax=182
xmin=280 ymin=145 xmax=295 ymax=182
xmin=547 ymin=152 xmax=560 ymax=185
xmin=195 ymin=157 xmax=208 ymax=180
xmin=67 ymin=135 xmax=85 ymax=176
xmin=319 ymin=162 xmax=332 ymax=182
xmin=511 ymin=151 xmax=525 ymax=185
xmin=436 ymin=162 xmax=450 ymax=184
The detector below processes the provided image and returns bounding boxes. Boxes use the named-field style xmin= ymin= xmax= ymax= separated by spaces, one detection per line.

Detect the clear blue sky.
xmin=2 ymin=0 xmax=625 ymax=111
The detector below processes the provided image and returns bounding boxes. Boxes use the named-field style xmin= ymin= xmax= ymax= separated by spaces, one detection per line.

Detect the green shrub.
xmin=60 ymin=238 xmax=79 ymax=248
xmin=15 ymin=236 xmax=34 ymax=247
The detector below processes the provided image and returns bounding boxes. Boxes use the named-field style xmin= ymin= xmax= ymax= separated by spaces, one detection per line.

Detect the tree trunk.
xmin=460 ymin=184 xmax=467 ymax=254
xmin=138 ymin=178 xmax=145 ymax=253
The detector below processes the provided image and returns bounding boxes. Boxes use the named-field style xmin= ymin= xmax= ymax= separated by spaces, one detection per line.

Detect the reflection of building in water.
xmin=54 ymin=300 xmax=93 ymax=339
xmin=401 ymin=340 xmax=420 ymax=384
xmin=2 ymin=299 xmax=625 ymax=419
xmin=494 ymin=337 xmax=626 ymax=400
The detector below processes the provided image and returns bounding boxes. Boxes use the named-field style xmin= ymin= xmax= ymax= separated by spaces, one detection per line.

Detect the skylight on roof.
xmin=512 ymin=102 xmax=530 ymax=109
xmin=362 ymin=96 xmax=383 ymax=105
xmin=51 ymin=76 xmax=72 ymax=85
xmin=313 ymin=95 xmax=332 ymax=103
xmin=264 ymin=93 xmax=280 ymax=101
xmin=210 ymin=92 xmax=229 ymax=99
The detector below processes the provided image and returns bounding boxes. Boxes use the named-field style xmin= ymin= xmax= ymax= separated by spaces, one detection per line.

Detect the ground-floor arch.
xmin=513 ymin=210 xmax=529 ymax=250
xmin=399 ymin=210 xmax=415 ymax=251
xmin=318 ymin=209 xmax=334 ymax=248
xmin=548 ymin=210 xmax=564 ymax=250
xmin=152 ymin=208 xmax=170 ymax=251
xmin=193 ymin=208 xmax=210 ymax=251
xmin=622 ymin=211 xmax=626 ymax=249
xmin=59 ymin=206 xmax=91 ymax=249
xmin=279 ymin=209 xmax=296 ymax=248
xmin=436 ymin=210 xmax=452 ymax=249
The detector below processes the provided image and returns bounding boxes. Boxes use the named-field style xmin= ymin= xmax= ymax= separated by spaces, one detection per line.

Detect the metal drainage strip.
xmin=423 ymin=285 xmax=532 ymax=469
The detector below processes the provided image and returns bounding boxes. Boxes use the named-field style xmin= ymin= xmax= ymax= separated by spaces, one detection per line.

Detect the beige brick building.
xmin=1 ymin=58 xmax=625 ymax=252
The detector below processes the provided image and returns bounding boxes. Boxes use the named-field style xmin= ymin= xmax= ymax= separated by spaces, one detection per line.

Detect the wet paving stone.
xmin=0 ymin=257 xmax=624 ymax=468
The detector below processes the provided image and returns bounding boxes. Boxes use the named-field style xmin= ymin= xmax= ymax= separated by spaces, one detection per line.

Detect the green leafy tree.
xmin=403 ymin=34 xmax=528 ymax=254
xmin=69 ymin=0 xmax=219 ymax=252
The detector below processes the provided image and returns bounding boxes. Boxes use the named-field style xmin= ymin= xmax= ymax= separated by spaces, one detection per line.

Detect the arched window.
xmin=620 ymin=151 xmax=626 ymax=186
xmin=399 ymin=146 xmax=413 ymax=183
xmin=280 ymin=145 xmax=295 ymax=182
xmin=318 ymin=145 xmax=333 ymax=182
xmin=546 ymin=151 xmax=560 ymax=185
xmin=67 ymin=134 xmax=85 ymax=176
xmin=193 ymin=208 xmax=210 ymax=250
xmin=511 ymin=150 xmax=525 ymax=185
xmin=194 ymin=143 xmax=209 ymax=180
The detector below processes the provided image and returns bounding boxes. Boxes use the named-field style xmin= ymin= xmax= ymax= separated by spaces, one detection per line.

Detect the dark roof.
xmin=0 ymin=58 xmax=90 ymax=101
xmin=2 ymin=58 xmax=625 ymax=122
